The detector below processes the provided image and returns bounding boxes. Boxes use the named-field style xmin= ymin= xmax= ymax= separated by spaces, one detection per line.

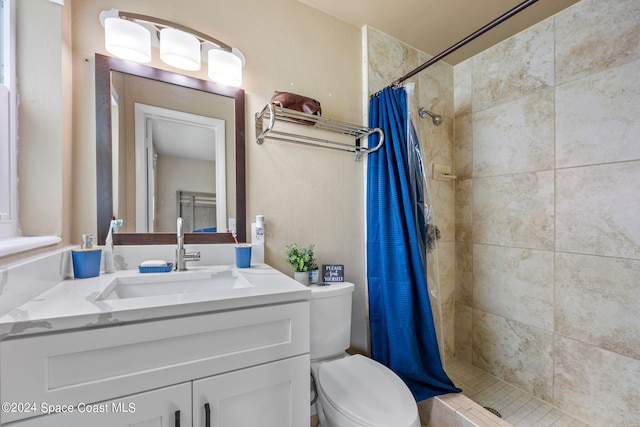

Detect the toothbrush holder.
xmin=235 ymin=244 xmax=252 ymax=268
xmin=72 ymin=248 xmax=102 ymax=279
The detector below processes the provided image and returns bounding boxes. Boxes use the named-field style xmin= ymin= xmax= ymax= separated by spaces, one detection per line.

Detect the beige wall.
xmin=69 ymin=0 xmax=368 ymax=349
xmin=16 ymin=0 xmax=71 ymax=239
xmin=454 ymin=0 xmax=640 ymax=424
xmin=156 ymin=156 xmax=216 ymax=232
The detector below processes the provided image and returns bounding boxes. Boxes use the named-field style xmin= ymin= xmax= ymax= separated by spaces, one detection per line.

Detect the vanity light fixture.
xmin=99 ymin=9 xmax=245 ymax=86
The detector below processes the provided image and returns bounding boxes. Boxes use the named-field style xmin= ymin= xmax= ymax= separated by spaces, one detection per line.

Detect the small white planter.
xmin=293 ymin=271 xmax=309 ymax=285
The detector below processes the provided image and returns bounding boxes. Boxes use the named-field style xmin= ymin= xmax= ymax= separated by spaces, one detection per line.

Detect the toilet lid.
xmin=318 ymin=355 xmax=418 ymax=427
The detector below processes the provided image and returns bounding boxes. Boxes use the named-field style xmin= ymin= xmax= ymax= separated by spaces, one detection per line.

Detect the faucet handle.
xmin=177 ymin=216 xmax=184 ymax=237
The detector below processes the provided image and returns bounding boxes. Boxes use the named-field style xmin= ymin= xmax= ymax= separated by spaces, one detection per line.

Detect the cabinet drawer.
xmin=1 ymin=302 xmax=309 ymax=423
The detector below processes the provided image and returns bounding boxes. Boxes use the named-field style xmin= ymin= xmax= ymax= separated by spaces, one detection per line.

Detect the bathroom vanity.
xmin=0 ymin=257 xmax=310 ymax=427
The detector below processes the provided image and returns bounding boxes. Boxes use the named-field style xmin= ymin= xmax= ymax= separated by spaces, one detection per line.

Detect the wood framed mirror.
xmin=95 ymin=53 xmax=246 ymax=245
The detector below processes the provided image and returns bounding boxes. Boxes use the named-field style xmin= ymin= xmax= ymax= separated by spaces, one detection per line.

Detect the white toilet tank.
xmin=309 ymin=282 xmax=354 ymax=360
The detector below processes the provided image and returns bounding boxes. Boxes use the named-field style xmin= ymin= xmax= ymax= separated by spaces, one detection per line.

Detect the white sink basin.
xmin=99 ymin=269 xmax=252 ymax=300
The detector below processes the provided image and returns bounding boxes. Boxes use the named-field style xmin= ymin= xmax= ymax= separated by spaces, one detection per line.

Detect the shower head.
xmin=419 ymin=108 xmax=443 ymax=126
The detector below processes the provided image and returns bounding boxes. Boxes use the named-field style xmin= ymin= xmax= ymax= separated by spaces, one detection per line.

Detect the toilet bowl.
xmin=314 ymin=354 xmax=420 ymax=427
xmin=310 ymin=283 xmax=420 ymax=427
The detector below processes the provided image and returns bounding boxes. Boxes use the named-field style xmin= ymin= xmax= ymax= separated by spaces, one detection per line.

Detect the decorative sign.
xmin=322 ymin=264 xmax=344 ymax=282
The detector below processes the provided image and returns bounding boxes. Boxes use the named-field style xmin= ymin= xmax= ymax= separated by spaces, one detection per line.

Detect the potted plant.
xmin=285 ymin=243 xmax=318 ymax=285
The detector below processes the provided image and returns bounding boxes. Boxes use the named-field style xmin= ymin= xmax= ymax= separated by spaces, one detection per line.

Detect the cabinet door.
xmin=193 ymin=355 xmax=309 ymax=427
xmin=7 ymin=383 xmax=191 ymax=427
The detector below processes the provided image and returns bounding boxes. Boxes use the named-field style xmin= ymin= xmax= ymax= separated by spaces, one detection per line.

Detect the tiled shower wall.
xmin=453 ymin=0 xmax=640 ymax=425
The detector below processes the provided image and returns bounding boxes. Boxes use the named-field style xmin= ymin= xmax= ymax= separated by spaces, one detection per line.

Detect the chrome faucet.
xmin=175 ymin=217 xmax=201 ymax=271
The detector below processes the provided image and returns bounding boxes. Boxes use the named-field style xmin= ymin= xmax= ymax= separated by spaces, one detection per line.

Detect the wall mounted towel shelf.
xmin=255 ymin=104 xmax=384 ymax=161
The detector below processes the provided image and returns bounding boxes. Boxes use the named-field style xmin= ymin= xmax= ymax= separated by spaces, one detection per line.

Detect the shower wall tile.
xmin=454 ymin=59 xmax=472 ymax=118
xmin=473 ymin=88 xmax=555 ymax=177
xmin=430 ymin=180 xmax=455 ymax=242
xmin=473 ymin=171 xmax=554 ymax=250
xmin=555 ymin=0 xmax=640 ymax=85
xmin=406 ymin=84 xmax=421 ymax=120
xmin=454 ymin=303 xmax=472 ymax=363
xmin=455 ymin=242 xmax=472 ymax=310
xmin=427 ymin=265 xmax=445 ymax=364
xmin=555 ymin=252 xmax=640 ymax=360
xmin=472 ymin=309 xmax=554 ymax=401
xmin=556 ymin=161 xmax=640 ymax=259
xmin=556 ymin=59 xmax=640 ymax=168
xmin=437 ymin=242 xmax=457 ymax=360
xmin=438 ymin=241 xmax=457 ymax=307
xmin=554 ymin=336 xmax=640 ymax=426
xmin=442 ymin=298 xmax=456 ymax=361
xmin=423 ymin=112 xmax=455 ymax=244
xmin=418 ymin=53 xmax=454 ymax=120
xmin=454 ymin=114 xmax=472 ymax=179
xmin=455 ymin=179 xmax=472 ymax=243
xmin=420 ymin=115 xmax=454 ymax=167
xmin=472 ymin=18 xmax=554 ymax=112
xmin=365 ymin=26 xmax=418 ymax=95
xmin=473 ymin=244 xmax=554 ymax=331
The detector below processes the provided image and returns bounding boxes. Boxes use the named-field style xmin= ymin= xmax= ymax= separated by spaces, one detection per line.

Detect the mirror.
xmin=113 ymin=80 xmax=230 ymax=234
xmin=95 ymin=53 xmax=246 ymax=245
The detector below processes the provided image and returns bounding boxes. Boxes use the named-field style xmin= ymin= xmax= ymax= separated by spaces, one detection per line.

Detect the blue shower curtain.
xmin=367 ymin=87 xmax=460 ymax=401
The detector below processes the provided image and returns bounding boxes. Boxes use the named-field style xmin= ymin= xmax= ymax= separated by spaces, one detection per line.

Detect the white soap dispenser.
xmin=252 ymin=215 xmax=265 ymax=245
xmin=103 ymin=220 xmax=116 ymax=274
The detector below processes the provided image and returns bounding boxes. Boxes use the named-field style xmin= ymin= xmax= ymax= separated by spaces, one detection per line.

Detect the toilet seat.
xmin=318 ymin=354 xmax=419 ymax=427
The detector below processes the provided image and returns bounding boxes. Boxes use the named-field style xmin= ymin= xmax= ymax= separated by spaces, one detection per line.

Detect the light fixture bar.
xmin=117 ymin=11 xmax=233 ymax=52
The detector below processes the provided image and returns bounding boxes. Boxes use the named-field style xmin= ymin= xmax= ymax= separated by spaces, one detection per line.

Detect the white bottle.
xmin=252 ymin=215 xmax=265 ymax=245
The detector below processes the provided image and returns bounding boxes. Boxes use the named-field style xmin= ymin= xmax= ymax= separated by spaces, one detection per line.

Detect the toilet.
xmin=310 ymin=282 xmax=420 ymax=427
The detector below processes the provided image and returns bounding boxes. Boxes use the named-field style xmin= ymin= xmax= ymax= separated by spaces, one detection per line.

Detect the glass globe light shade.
xmin=160 ymin=28 xmax=201 ymax=71
xmin=208 ymin=49 xmax=242 ymax=87
xmin=104 ymin=17 xmax=151 ymax=63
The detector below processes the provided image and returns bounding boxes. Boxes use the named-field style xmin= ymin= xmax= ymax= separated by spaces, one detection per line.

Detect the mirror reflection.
xmin=110 ymin=72 xmax=232 ymax=233
xmin=95 ymin=54 xmax=246 ymax=245
xmin=136 ymin=105 xmax=225 ymax=233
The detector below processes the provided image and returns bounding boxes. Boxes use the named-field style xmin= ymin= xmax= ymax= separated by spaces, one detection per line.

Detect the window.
xmin=0 ymin=0 xmax=17 ymax=238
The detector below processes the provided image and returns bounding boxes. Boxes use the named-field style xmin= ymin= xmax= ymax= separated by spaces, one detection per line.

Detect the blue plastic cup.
xmin=72 ymin=248 xmax=102 ymax=279
xmin=235 ymin=245 xmax=252 ymax=268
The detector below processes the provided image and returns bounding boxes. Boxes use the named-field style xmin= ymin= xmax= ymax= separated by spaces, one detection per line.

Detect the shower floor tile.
xmin=445 ymin=359 xmax=591 ymax=427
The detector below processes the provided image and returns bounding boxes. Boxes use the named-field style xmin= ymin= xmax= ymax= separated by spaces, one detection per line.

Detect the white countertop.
xmin=0 ymin=263 xmax=310 ymax=339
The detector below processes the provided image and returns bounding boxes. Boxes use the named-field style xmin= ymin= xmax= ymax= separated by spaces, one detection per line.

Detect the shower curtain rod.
xmin=376 ymin=0 xmax=539 ymax=95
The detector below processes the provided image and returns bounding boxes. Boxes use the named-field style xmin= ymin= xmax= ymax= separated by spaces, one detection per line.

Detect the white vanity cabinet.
xmin=0 ymin=301 xmax=310 ymax=426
